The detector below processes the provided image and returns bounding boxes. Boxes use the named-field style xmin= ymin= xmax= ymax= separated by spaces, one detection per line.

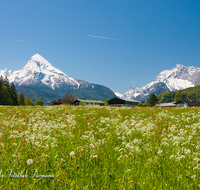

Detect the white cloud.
xmin=87 ymin=34 xmax=120 ymax=41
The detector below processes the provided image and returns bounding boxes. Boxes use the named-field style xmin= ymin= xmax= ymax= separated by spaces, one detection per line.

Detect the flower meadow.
xmin=0 ymin=106 xmax=200 ymax=189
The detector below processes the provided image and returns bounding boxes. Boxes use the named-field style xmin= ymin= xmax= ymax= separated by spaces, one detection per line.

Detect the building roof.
xmin=176 ymin=100 xmax=200 ymax=107
xmin=156 ymin=102 xmax=176 ymax=107
xmin=74 ymin=99 xmax=105 ymax=104
xmin=51 ymin=99 xmax=62 ymax=104
xmin=108 ymin=97 xmax=140 ymax=103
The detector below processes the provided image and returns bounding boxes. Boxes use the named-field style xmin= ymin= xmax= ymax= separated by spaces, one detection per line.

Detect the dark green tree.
xmin=17 ymin=91 xmax=25 ymax=105
xmin=104 ymin=97 xmax=109 ymax=106
xmin=0 ymin=75 xmax=3 ymax=105
xmin=147 ymin=93 xmax=159 ymax=106
xmin=137 ymin=102 xmax=148 ymax=107
xmin=174 ymin=92 xmax=181 ymax=102
xmin=10 ymin=83 xmax=18 ymax=105
xmin=35 ymin=99 xmax=44 ymax=106
xmin=24 ymin=95 xmax=33 ymax=106
xmin=2 ymin=85 xmax=13 ymax=105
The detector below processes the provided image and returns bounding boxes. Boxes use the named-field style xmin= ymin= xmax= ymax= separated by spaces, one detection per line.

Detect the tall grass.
xmin=0 ymin=106 xmax=200 ymax=189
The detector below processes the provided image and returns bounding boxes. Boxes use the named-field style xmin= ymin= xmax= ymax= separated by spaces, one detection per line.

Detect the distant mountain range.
xmin=116 ymin=64 xmax=200 ymax=102
xmin=0 ymin=54 xmax=115 ymax=104
xmin=1 ymin=54 xmax=200 ymax=104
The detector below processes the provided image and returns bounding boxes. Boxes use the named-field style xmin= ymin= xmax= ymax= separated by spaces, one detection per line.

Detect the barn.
xmin=51 ymin=99 xmax=62 ymax=105
xmin=108 ymin=97 xmax=140 ymax=107
xmin=72 ymin=99 xmax=105 ymax=106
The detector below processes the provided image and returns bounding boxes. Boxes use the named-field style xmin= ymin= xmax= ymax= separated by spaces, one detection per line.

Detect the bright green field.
xmin=0 ymin=106 xmax=200 ymax=189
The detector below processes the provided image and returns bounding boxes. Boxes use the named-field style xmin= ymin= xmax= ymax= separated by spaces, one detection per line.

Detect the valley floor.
xmin=0 ymin=106 xmax=200 ymax=189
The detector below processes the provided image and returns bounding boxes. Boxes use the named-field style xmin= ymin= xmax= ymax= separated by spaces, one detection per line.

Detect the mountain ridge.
xmin=118 ymin=64 xmax=200 ymax=102
xmin=0 ymin=54 xmax=115 ymax=102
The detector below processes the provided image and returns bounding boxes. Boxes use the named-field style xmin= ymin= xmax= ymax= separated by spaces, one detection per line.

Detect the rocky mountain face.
xmin=0 ymin=54 xmax=115 ymax=102
xmin=121 ymin=64 xmax=200 ymax=102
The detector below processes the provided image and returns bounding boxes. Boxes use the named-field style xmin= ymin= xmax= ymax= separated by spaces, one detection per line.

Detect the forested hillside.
xmin=0 ymin=76 xmax=18 ymax=105
xmin=158 ymin=85 xmax=200 ymax=103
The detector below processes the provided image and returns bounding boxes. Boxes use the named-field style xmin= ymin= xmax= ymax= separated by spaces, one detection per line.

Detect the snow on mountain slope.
xmin=155 ymin=64 xmax=199 ymax=90
xmin=0 ymin=54 xmax=80 ymax=90
xmin=114 ymin=92 xmax=123 ymax=98
xmin=0 ymin=54 xmax=116 ymax=100
xmin=122 ymin=64 xmax=200 ymax=101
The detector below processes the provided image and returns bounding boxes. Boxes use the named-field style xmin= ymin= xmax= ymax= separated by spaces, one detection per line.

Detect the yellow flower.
xmin=153 ymin=187 xmax=156 ymax=189
xmin=143 ymin=182 xmax=145 ymax=185
xmin=188 ymin=166 xmax=191 ymax=169
xmin=148 ymin=158 xmax=152 ymax=161
xmin=117 ymin=157 xmax=120 ymax=161
xmin=198 ymin=184 xmax=200 ymax=187
xmin=130 ymin=180 xmax=134 ymax=183
xmin=128 ymin=152 xmax=131 ymax=155
xmin=170 ymin=187 xmax=173 ymax=189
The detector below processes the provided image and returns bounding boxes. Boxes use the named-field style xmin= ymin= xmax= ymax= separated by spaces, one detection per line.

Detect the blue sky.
xmin=0 ymin=0 xmax=200 ymax=94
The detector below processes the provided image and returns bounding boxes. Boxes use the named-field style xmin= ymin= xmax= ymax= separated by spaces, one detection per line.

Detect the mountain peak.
xmin=29 ymin=53 xmax=51 ymax=66
xmin=175 ymin=64 xmax=184 ymax=68
xmin=122 ymin=64 xmax=200 ymax=101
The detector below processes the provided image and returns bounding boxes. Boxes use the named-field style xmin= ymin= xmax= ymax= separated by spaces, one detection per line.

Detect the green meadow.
xmin=0 ymin=106 xmax=200 ymax=189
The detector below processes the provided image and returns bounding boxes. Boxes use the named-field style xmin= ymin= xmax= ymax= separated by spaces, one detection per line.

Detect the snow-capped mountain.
xmin=114 ymin=92 xmax=123 ymax=98
xmin=0 ymin=54 xmax=115 ymax=100
xmin=121 ymin=64 xmax=200 ymax=101
xmin=0 ymin=54 xmax=80 ymax=89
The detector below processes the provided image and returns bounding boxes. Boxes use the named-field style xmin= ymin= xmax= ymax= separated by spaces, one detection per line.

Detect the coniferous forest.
xmin=157 ymin=85 xmax=200 ymax=103
xmin=0 ymin=76 xmax=18 ymax=105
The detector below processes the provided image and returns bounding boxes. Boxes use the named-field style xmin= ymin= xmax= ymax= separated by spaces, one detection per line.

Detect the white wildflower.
xmin=176 ymin=155 xmax=185 ymax=161
xmin=0 ymin=142 xmax=4 ymax=147
xmin=27 ymin=159 xmax=33 ymax=165
xmin=169 ymin=155 xmax=174 ymax=159
xmin=70 ymin=151 xmax=75 ymax=157
xmin=191 ymin=175 xmax=196 ymax=179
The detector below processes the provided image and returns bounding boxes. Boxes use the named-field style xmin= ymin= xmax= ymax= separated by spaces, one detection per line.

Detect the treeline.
xmin=158 ymin=84 xmax=200 ymax=103
xmin=0 ymin=76 xmax=43 ymax=106
xmin=0 ymin=76 xmax=18 ymax=105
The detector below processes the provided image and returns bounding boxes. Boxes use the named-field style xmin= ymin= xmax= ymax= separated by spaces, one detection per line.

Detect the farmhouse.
xmin=72 ymin=99 xmax=105 ymax=106
xmin=51 ymin=99 xmax=62 ymax=105
xmin=108 ymin=97 xmax=140 ymax=107
xmin=175 ymin=100 xmax=200 ymax=107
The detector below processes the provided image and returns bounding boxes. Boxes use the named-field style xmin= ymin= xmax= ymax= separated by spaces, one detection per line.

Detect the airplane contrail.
xmin=87 ymin=35 xmax=120 ymax=41
xmin=12 ymin=39 xmax=30 ymax=43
